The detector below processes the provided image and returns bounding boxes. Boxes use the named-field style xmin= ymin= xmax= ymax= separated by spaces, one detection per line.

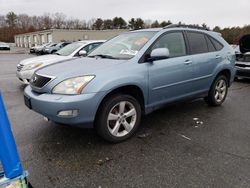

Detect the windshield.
xmin=88 ymin=31 xmax=156 ymax=59
xmin=56 ymin=42 xmax=84 ymax=56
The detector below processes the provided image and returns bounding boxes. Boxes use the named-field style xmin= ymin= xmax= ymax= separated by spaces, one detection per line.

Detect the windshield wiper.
xmin=88 ymin=54 xmax=119 ymax=59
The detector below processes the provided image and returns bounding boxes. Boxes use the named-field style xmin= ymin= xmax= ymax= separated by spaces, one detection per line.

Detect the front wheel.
xmin=204 ymin=75 xmax=229 ymax=106
xmin=95 ymin=94 xmax=141 ymax=143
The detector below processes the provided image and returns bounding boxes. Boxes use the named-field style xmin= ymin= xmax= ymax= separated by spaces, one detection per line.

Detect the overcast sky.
xmin=0 ymin=0 xmax=249 ymax=28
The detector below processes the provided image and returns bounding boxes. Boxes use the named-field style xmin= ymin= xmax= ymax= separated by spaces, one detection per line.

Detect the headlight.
xmin=22 ymin=62 xmax=43 ymax=71
xmin=52 ymin=76 xmax=95 ymax=95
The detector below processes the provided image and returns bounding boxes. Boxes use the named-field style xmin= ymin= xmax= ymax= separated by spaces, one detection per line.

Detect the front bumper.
xmin=24 ymin=86 xmax=106 ymax=127
xmin=235 ymin=63 xmax=250 ymax=79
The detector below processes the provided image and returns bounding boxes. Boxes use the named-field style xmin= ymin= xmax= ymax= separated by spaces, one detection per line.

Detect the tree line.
xmin=0 ymin=11 xmax=249 ymax=44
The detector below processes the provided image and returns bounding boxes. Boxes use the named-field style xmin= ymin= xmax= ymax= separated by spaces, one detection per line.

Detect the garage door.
xmin=27 ymin=36 xmax=31 ymax=48
xmin=34 ymin=36 xmax=37 ymax=46
xmin=41 ymin=35 xmax=45 ymax=44
xmin=47 ymin=34 xmax=52 ymax=43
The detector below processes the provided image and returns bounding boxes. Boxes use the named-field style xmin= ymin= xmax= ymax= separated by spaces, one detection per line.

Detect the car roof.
xmin=129 ymin=26 xmax=218 ymax=35
xmin=130 ymin=28 xmax=162 ymax=32
xmin=77 ymin=40 xmax=106 ymax=44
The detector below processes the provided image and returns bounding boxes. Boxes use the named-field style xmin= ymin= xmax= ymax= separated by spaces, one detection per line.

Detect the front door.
xmin=146 ymin=31 xmax=195 ymax=106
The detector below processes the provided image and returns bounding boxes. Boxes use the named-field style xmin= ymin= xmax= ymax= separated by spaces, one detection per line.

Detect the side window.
xmin=187 ymin=32 xmax=209 ymax=54
xmin=151 ymin=32 xmax=186 ymax=57
xmin=209 ymin=36 xmax=224 ymax=51
xmin=205 ymin=35 xmax=216 ymax=52
xmin=78 ymin=43 xmax=101 ymax=55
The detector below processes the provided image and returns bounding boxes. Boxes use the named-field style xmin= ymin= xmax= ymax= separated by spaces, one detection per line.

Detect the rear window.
xmin=209 ymin=36 xmax=224 ymax=51
xmin=186 ymin=32 xmax=208 ymax=54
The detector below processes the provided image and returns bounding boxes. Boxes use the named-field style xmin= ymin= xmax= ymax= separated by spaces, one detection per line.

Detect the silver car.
xmin=17 ymin=40 xmax=105 ymax=84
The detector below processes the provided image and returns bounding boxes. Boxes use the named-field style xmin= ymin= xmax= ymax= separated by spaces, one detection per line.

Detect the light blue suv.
xmin=24 ymin=25 xmax=236 ymax=142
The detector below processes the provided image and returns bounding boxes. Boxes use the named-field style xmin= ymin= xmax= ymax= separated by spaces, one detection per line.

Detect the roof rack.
xmin=164 ymin=24 xmax=210 ymax=31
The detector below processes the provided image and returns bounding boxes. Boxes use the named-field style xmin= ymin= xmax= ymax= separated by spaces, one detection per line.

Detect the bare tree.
xmin=53 ymin=12 xmax=66 ymax=29
xmin=17 ymin=14 xmax=31 ymax=31
xmin=41 ymin=13 xmax=53 ymax=29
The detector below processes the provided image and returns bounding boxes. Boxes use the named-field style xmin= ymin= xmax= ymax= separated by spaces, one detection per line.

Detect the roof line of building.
xmin=15 ymin=29 xmax=129 ymax=36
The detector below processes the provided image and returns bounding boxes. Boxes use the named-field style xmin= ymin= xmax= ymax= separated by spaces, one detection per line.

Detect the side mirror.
xmin=78 ymin=50 xmax=87 ymax=57
xmin=149 ymin=48 xmax=170 ymax=62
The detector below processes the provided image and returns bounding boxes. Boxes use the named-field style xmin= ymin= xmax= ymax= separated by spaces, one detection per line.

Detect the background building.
xmin=15 ymin=29 xmax=128 ymax=48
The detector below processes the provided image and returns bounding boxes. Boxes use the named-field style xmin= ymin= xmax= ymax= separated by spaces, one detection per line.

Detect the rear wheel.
xmin=204 ymin=75 xmax=229 ymax=106
xmin=95 ymin=94 xmax=141 ymax=143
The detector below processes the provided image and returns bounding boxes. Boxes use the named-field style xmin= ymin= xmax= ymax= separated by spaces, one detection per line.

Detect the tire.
xmin=204 ymin=75 xmax=229 ymax=106
xmin=95 ymin=94 xmax=141 ymax=143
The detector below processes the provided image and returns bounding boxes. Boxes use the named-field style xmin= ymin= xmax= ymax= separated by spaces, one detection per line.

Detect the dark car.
xmin=235 ymin=34 xmax=250 ymax=79
xmin=43 ymin=42 xmax=71 ymax=54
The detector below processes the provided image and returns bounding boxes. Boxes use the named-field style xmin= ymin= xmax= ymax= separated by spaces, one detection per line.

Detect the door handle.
xmin=215 ymin=55 xmax=221 ymax=59
xmin=184 ymin=60 xmax=192 ymax=65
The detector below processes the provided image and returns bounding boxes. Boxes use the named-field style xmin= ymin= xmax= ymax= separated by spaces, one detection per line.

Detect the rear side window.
xmin=209 ymin=36 xmax=224 ymax=51
xmin=186 ymin=32 xmax=208 ymax=54
xmin=151 ymin=32 xmax=186 ymax=57
xmin=205 ymin=35 xmax=216 ymax=52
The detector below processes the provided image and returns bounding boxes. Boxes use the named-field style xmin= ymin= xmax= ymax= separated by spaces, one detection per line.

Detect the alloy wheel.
xmin=107 ymin=101 xmax=137 ymax=137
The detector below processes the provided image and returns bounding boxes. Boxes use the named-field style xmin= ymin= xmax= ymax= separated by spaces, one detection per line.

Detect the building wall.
xmin=15 ymin=29 xmax=128 ymax=48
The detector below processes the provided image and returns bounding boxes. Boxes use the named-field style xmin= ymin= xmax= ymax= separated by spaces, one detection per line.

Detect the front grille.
xmin=17 ymin=64 xmax=24 ymax=72
xmin=30 ymin=73 xmax=52 ymax=88
xmin=236 ymin=64 xmax=250 ymax=68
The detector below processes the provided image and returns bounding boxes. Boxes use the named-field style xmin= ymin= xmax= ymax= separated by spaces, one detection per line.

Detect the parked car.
xmin=0 ymin=42 xmax=10 ymax=50
xmin=38 ymin=43 xmax=57 ymax=55
xmin=29 ymin=43 xmax=54 ymax=54
xmin=17 ymin=40 xmax=104 ymax=84
xmin=43 ymin=42 xmax=71 ymax=54
xmin=235 ymin=34 xmax=250 ymax=79
xmin=24 ymin=25 xmax=235 ymax=143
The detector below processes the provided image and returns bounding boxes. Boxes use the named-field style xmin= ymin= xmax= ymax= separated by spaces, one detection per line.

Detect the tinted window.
xmin=151 ymin=32 xmax=186 ymax=57
xmin=209 ymin=36 xmax=223 ymax=51
xmin=205 ymin=35 xmax=216 ymax=52
xmin=187 ymin=32 xmax=208 ymax=54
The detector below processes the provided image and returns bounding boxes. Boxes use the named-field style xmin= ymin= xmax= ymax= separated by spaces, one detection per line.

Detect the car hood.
xmin=37 ymin=57 xmax=127 ymax=78
xmin=0 ymin=44 xmax=10 ymax=47
xmin=20 ymin=55 xmax=71 ymax=66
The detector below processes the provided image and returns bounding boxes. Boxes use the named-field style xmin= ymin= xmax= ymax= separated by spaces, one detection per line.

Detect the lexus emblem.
xmin=32 ymin=76 xmax=37 ymax=83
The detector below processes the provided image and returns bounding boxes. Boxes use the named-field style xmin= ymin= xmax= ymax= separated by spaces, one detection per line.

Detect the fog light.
xmin=57 ymin=110 xmax=79 ymax=117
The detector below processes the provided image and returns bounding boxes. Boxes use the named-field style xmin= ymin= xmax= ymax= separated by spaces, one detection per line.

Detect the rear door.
xmin=147 ymin=31 xmax=195 ymax=106
xmin=185 ymin=31 xmax=223 ymax=92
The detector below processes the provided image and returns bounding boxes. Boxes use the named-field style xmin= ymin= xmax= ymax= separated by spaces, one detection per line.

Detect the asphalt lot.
xmin=0 ymin=53 xmax=250 ymax=188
